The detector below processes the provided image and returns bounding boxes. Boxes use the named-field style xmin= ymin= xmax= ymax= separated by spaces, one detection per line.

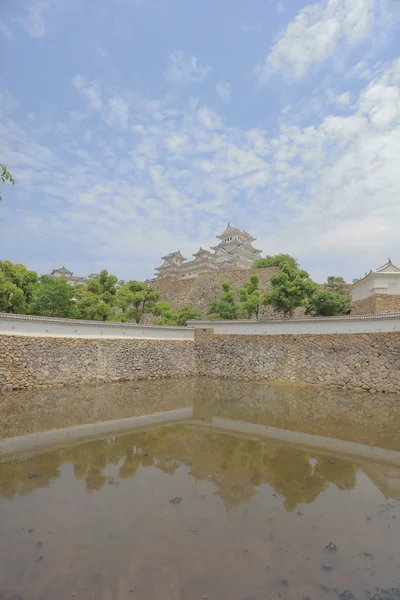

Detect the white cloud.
xmin=164 ymin=50 xmax=212 ymax=83
xmin=2 ymin=58 xmax=400 ymax=283
xmin=17 ymin=0 xmax=55 ymax=39
xmin=0 ymin=21 xmax=14 ymax=40
xmin=72 ymin=75 xmax=102 ymax=111
xmin=255 ymin=0 xmax=379 ymax=81
xmin=336 ymin=91 xmax=351 ymax=106
xmin=216 ymin=82 xmax=232 ymax=103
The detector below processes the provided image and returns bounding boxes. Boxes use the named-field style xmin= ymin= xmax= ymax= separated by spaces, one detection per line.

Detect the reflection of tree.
xmin=0 ymin=424 xmax=358 ymax=511
xmin=0 ymin=452 xmax=61 ymax=499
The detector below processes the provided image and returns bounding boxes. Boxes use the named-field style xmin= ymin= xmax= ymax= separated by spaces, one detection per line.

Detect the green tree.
xmin=208 ymin=282 xmax=242 ymax=320
xmin=0 ymin=165 xmax=15 ymax=201
xmin=87 ymin=270 xmax=118 ymax=305
xmin=239 ymin=275 xmax=261 ymax=319
xmin=253 ymin=254 xmax=299 ymax=270
xmin=115 ymin=281 xmax=160 ymax=323
xmin=0 ymin=260 xmax=38 ymax=313
xmin=176 ymin=305 xmax=202 ymax=326
xmin=153 ymin=303 xmax=202 ymax=326
xmin=29 ymin=275 xmax=78 ymax=318
xmin=305 ymin=290 xmax=350 ymax=317
xmin=263 ymin=263 xmax=317 ymax=318
xmin=0 ymin=274 xmax=26 ymax=313
xmin=75 ymin=269 xmax=120 ymax=321
xmin=153 ymin=302 xmax=178 ymax=326
xmin=325 ymin=276 xmax=347 ymax=295
xmin=76 ymin=292 xmax=115 ymax=321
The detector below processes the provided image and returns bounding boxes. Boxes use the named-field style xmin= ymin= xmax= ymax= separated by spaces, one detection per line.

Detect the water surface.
xmin=0 ymin=379 xmax=400 ymax=599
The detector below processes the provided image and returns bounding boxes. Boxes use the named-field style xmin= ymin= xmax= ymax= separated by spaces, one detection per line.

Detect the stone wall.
xmin=0 ymin=335 xmax=195 ymax=391
xmin=151 ymin=267 xmax=306 ymax=319
xmin=352 ymin=294 xmax=400 ymax=315
xmin=194 ymin=330 xmax=400 ymax=393
xmin=2 ymin=325 xmax=400 ymax=394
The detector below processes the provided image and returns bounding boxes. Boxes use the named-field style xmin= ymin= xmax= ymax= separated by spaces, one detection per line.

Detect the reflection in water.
xmin=0 ymin=378 xmax=400 ymax=599
xmin=0 ymin=424 xmax=359 ymax=511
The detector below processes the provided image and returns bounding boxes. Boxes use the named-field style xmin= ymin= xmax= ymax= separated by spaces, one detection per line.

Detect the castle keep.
xmin=155 ymin=223 xmax=262 ymax=279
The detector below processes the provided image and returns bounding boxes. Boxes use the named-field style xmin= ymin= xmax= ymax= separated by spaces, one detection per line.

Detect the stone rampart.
xmin=194 ymin=330 xmax=400 ymax=393
xmin=0 ymin=335 xmax=195 ymax=391
xmin=2 ymin=314 xmax=400 ymax=394
xmin=151 ymin=268 xmax=305 ymax=319
xmin=352 ymin=294 xmax=400 ymax=315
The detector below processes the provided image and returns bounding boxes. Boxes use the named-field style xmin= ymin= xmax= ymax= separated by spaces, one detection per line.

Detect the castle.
xmin=155 ymin=223 xmax=262 ymax=279
xmin=50 ymin=266 xmax=87 ymax=287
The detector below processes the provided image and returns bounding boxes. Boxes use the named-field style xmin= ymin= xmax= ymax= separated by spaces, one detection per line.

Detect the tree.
xmin=29 ymin=275 xmax=78 ymax=318
xmin=208 ymin=282 xmax=242 ymax=320
xmin=153 ymin=303 xmax=202 ymax=326
xmin=238 ymin=275 xmax=261 ymax=319
xmin=305 ymin=290 xmax=350 ymax=317
xmin=87 ymin=269 xmax=118 ymax=305
xmin=0 ymin=274 xmax=26 ymax=313
xmin=75 ymin=269 xmax=120 ymax=321
xmin=263 ymin=263 xmax=317 ymax=318
xmin=175 ymin=306 xmax=202 ymax=326
xmin=153 ymin=302 xmax=178 ymax=326
xmin=0 ymin=260 xmax=38 ymax=313
xmin=253 ymin=254 xmax=299 ymax=270
xmin=115 ymin=281 xmax=160 ymax=323
xmin=325 ymin=276 xmax=347 ymax=295
xmin=76 ymin=292 xmax=115 ymax=321
xmin=0 ymin=165 xmax=15 ymax=201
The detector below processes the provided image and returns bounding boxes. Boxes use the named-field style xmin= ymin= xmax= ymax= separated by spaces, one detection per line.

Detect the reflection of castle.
xmin=155 ymin=224 xmax=262 ymax=279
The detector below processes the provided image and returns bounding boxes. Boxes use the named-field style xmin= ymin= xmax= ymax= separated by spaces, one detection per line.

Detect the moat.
xmin=0 ymin=378 xmax=400 ymax=600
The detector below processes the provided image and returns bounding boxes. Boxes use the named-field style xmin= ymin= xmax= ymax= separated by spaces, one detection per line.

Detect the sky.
xmin=0 ymin=0 xmax=400 ymax=283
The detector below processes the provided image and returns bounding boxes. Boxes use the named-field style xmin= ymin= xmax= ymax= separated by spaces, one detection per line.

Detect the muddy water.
xmin=0 ymin=379 xmax=400 ymax=600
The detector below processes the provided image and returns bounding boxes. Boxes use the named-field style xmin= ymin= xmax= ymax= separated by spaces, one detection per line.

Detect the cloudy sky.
xmin=0 ymin=0 xmax=399 ymax=282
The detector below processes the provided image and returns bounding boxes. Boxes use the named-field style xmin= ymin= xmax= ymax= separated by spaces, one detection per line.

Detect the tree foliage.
xmin=325 ymin=276 xmax=348 ymax=295
xmin=175 ymin=305 xmax=202 ymax=326
xmin=238 ymin=275 xmax=261 ymax=319
xmin=208 ymin=282 xmax=242 ymax=320
xmin=263 ymin=263 xmax=317 ymax=318
xmin=116 ymin=280 xmax=160 ymax=323
xmin=29 ymin=275 xmax=78 ymax=318
xmin=154 ymin=302 xmax=202 ymax=326
xmin=0 ymin=260 xmax=38 ymax=314
xmin=0 ymin=165 xmax=15 ymax=202
xmin=305 ymin=290 xmax=350 ymax=317
xmin=253 ymin=254 xmax=299 ymax=270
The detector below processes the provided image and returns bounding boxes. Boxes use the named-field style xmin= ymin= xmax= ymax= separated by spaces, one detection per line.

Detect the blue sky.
xmin=1 ymin=0 xmax=400 ymax=282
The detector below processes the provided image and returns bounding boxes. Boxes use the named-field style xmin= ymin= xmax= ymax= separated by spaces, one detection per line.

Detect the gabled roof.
xmin=192 ymin=247 xmax=214 ymax=258
xmin=351 ymin=260 xmax=400 ymax=286
xmin=51 ymin=266 xmax=73 ymax=276
xmin=375 ymin=260 xmax=400 ymax=274
xmin=161 ymin=250 xmax=186 ymax=262
xmin=216 ymin=223 xmax=256 ymax=242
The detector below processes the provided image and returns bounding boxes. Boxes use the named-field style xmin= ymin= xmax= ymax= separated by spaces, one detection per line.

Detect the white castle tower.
xmin=155 ymin=224 xmax=262 ymax=279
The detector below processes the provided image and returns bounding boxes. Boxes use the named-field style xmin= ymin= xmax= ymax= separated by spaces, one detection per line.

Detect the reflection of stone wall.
xmin=195 ymin=330 xmax=400 ymax=393
xmin=192 ymin=378 xmax=400 ymax=451
xmin=352 ymin=294 xmax=400 ymax=315
xmin=0 ymin=335 xmax=196 ymax=391
xmin=151 ymin=268 xmax=306 ymax=319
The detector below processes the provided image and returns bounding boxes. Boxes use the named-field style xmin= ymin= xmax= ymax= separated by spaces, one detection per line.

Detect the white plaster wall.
xmin=0 ymin=314 xmax=194 ymax=340
xmin=351 ymin=274 xmax=400 ymax=301
xmin=189 ymin=315 xmax=400 ymax=335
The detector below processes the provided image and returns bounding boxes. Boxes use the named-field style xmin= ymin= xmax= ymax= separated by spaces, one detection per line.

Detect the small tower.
xmin=154 ymin=251 xmax=186 ymax=278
